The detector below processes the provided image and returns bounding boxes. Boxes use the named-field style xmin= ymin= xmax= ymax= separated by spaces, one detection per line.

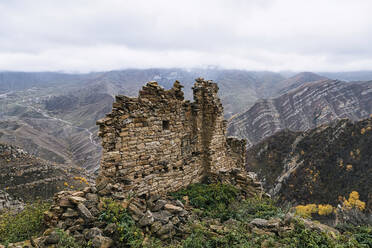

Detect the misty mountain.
xmin=228 ymin=79 xmax=372 ymax=147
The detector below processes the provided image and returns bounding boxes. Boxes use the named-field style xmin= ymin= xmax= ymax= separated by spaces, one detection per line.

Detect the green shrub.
xmin=55 ymin=229 xmax=87 ymax=248
xmin=0 ymin=201 xmax=50 ymax=244
xmin=336 ymin=224 xmax=372 ymax=247
xmin=99 ymin=198 xmax=143 ymax=248
xmin=282 ymin=221 xmax=336 ymax=247
xmin=233 ymin=196 xmax=283 ymax=221
xmin=180 ymin=223 xmax=274 ymax=248
xmin=170 ymin=183 xmax=239 ymax=220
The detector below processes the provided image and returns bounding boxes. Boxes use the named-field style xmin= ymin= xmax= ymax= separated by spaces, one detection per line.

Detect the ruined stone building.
xmin=96 ymin=78 xmax=247 ymax=197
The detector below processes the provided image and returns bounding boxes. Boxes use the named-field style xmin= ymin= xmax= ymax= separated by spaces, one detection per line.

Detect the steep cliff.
xmin=228 ymin=79 xmax=372 ymax=147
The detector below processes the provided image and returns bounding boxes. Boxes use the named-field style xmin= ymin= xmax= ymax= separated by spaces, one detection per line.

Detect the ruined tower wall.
xmin=192 ymin=80 xmax=243 ymax=173
xmin=96 ymin=79 xmax=246 ymax=197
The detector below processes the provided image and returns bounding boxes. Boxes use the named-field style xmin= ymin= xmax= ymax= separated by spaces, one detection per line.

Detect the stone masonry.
xmin=96 ymin=78 xmax=247 ymax=197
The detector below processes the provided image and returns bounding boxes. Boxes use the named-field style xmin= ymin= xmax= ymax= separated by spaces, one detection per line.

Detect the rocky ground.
xmin=2 ymin=181 xmax=371 ymax=248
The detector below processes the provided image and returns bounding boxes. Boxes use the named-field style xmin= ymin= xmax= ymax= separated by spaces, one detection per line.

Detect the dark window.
xmin=162 ymin=120 xmax=170 ymax=130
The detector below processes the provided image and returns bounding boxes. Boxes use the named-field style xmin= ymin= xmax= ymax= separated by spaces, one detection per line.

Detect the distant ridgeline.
xmin=96 ymin=78 xmax=257 ymax=198
xmin=246 ymin=117 xmax=372 ymax=211
xmin=228 ymin=79 xmax=372 ymax=147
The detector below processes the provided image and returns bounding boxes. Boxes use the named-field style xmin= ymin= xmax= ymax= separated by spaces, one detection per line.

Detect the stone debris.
xmin=41 ymin=186 xmax=194 ymax=246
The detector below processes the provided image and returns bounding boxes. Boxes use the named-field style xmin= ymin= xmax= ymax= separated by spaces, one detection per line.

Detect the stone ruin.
xmin=39 ymin=79 xmax=262 ymax=246
xmin=96 ymin=78 xmax=249 ymax=197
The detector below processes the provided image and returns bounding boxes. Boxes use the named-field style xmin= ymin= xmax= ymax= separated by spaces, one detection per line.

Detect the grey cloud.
xmin=0 ymin=0 xmax=371 ymax=72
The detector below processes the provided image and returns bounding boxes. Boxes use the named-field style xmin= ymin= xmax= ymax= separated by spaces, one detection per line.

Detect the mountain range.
xmin=228 ymin=78 xmax=372 ymax=147
xmin=1 ymin=69 xmax=372 ymax=171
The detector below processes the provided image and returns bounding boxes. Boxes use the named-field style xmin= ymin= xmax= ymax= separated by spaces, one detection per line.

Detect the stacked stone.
xmin=42 ymin=187 xmax=105 ymax=247
xmin=96 ymin=80 xmax=204 ymax=198
xmin=226 ymin=137 xmax=247 ymax=168
xmin=42 ymin=186 xmax=191 ymax=247
xmin=127 ymin=195 xmax=190 ymax=240
xmin=96 ymin=78 xmax=248 ymax=199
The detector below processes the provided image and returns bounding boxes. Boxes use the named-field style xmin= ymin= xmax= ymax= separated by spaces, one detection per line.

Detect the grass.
xmin=0 ymin=201 xmax=50 ymax=245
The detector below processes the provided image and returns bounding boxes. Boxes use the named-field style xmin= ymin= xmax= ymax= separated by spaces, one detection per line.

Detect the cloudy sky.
xmin=1 ymin=0 xmax=372 ymax=72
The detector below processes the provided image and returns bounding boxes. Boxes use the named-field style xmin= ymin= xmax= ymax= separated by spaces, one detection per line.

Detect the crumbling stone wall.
xmin=96 ymin=78 xmax=246 ymax=197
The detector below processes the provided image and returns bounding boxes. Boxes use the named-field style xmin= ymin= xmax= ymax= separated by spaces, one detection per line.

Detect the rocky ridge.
xmin=228 ymin=79 xmax=372 ymax=147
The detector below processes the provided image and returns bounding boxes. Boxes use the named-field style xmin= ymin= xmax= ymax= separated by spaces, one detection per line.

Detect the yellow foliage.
xmin=74 ymin=176 xmax=89 ymax=185
xmin=349 ymin=191 xmax=360 ymax=201
xmin=296 ymin=203 xmax=335 ymax=217
xmin=64 ymin=182 xmax=69 ymax=187
xmin=295 ymin=204 xmax=317 ymax=218
xmin=343 ymin=191 xmax=366 ymax=211
xmin=318 ymin=204 xmax=334 ymax=216
xmin=361 ymin=128 xmax=366 ymax=135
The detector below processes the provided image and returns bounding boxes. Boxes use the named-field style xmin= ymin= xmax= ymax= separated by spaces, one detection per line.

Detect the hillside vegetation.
xmin=1 ymin=183 xmax=371 ymax=247
xmin=246 ymin=117 xmax=372 ymax=213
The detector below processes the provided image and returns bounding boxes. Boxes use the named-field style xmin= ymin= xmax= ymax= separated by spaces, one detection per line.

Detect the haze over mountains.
xmin=1 ymin=68 xmax=372 ymax=171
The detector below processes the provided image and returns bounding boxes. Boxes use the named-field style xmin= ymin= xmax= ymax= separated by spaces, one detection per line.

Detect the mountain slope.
xmin=246 ymin=118 xmax=372 ymax=210
xmin=276 ymin=72 xmax=328 ymax=95
xmin=228 ymin=79 xmax=372 ymax=147
xmin=0 ymin=143 xmax=93 ymax=202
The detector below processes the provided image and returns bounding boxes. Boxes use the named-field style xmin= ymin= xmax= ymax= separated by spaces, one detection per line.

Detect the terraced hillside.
xmin=0 ymin=143 xmax=93 ymax=202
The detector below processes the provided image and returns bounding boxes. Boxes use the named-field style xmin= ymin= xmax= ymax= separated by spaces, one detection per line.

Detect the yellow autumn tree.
xmin=296 ymin=203 xmax=335 ymax=218
xmin=295 ymin=204 xmax=317 ymax=218
xmin=343 ymin=191 xmax=366 ymax=211
xmin=318 ymin=204 xmax=334 ymax=216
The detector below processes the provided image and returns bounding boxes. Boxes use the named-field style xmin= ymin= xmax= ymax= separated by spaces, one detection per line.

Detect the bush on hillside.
xmin=0 ymin=201 xmax=50 ymax=245
xmin=170 ymin=183 xmax=239 ymax=220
